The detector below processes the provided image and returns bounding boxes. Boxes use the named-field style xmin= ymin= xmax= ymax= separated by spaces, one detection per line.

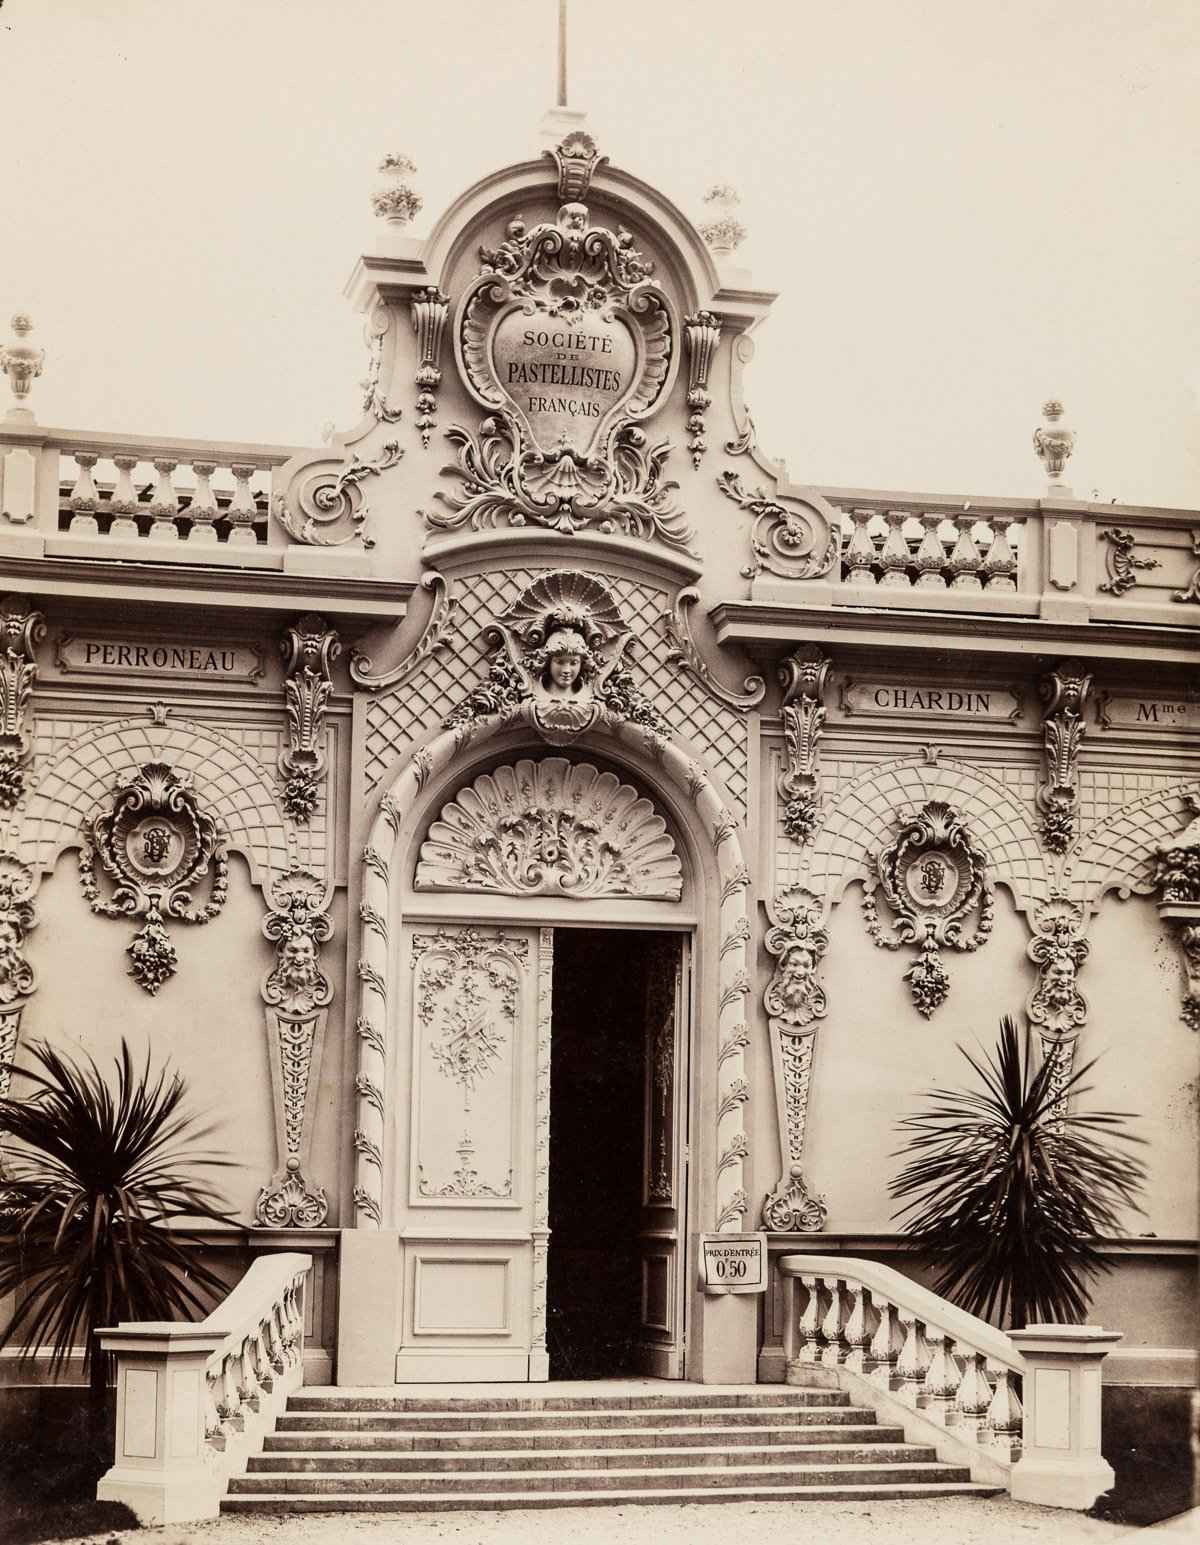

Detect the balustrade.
xmin=835 ymin=506 xmax=1022 ymax=592
xmin=97 ymin=1251 xmax=310 ymax=1526
xmin=62 ymin=447 xmax=273 ymax=545
xmin=779 ymin=1254 xmax=1121 ymax=1509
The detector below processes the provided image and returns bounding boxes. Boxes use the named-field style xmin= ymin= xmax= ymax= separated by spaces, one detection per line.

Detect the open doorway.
xmin=547 ymin=927 xmax=687 ymax=1379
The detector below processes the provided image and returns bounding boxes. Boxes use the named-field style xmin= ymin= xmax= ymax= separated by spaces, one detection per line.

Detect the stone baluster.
xmin=265 ymin=1305 xmax=287 ymax=1376
xmin=953 ymin=1347 xmax=994 ymax=1437
xmin=254 ymin=1320 xmax=275 ymax=1395
xmin=148 ymin=459 xmax=180 ymax=541
xmin=985 ymin=1364 xmax=1024 ymax=1460
xmin=796 ymin=1274 xmax=824 ymax=1364
xmin=914 ymin=514 xmax=948 ymax=588
xmin=843 ymin=1282 xmax=873 ymax=1372
xmin=217 ymin=1350 xmax=243 ymax=1436
xmin=843 ymin=509 xmax=878 ymax=585
xmin=237 ymin=1333 xmax=262 ymax=1412
xmin=919 ymin=1328 xmax=961 ymax=1422
xmin=981 ymin=517 xmax=1018 ymax=591
xmin=895 ymin=1310 xmax=931 ymax=1405
xmin=67 ymin=452 xmax=101 ymax=534
xmin=867 ymin=1296 xmax=904 ymax=1389
xmin=284 ymin=1278 xmax=304 ymax=1365
xmin=203 ymin=1365 xmax=223 ymax=1443
xmin=948 ymin=515 xmax=983 ymax=589
xmin=227 ymin=463 xmax=259 ymax=547
xmin=187 ymin=460 xmax=219 ymax=544
xmin=878 ymin=510 xmax=912 ymax=587
xmin=108 ymin=454 xmax=141 ymax=536
xmin=819 ymin=1276 xmax=849 ymax=1366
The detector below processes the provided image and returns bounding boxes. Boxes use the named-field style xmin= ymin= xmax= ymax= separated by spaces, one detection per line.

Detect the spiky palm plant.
xmin=0 ymin=1039 xmax=235 ymax=1401
xmin=890 ymin=1015 xmax=1147 ymax=1328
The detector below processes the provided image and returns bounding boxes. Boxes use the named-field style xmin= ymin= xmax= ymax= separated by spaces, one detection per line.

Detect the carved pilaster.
xmin=683 ymin=311 xmax=721 ymax=469
xmin=0 ymin=855 xmax=36 ymax=1101
xmin=256 ymin=868 xmax=333 ymax=1227
xmin=761 ymin=891 xmax=829 ymax=1232
xmin=279 ymin=615 xmax=340 ymax=822
xmin=1154 ymin=791 xmax=1200 ymax=1031
xmin=0 ymin=596 xmax=45 ymax=810
xmin=1026 ymin=897 xmax=1090 ymax=1113
xmin=1037 ymin=660 xmax=1092 ymax=854
xmin=410 ymin=288 xmax=449 ymax=448
xmin=777 ymin=646 xmax=830 ymax=845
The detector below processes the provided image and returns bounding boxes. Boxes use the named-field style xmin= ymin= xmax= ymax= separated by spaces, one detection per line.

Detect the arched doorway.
xmin=350 ymin=708 xmax=753 ymax=1383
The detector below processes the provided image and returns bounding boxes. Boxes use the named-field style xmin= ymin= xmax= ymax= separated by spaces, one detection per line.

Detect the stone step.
xmin=264 ymin=1421 xmax=907 ymax=1454
xmin=228 ymin=1461 xmax=975 ymax=1495
xmin=222 ymin=1481 xmax=1000 ymax=1513
xmin=287 ymin=1389 xmax=845 ymax=1414
xmin=248 ymin=1441 xmax=940 ymax=1475
xmin=274 ymin=1404 xmax=876 ymax=1434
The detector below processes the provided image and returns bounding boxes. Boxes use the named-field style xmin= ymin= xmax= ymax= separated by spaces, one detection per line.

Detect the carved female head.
xmin=541 ymin=628 xmax=589 ymax=695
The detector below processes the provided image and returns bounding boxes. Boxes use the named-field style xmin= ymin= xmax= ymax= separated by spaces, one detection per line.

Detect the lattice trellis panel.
xmin=15 ymin=716 xmax=313 ymax=885
xmin=793 ymin=754 xmax=1048 ymax=913
xmin=362 ymin=566 xmax=750 ymax=821
xmin=1067 ymin=780 xmax=1200 ymax=913
xmin=1076 ymin=767 xmax=1183 ymax=835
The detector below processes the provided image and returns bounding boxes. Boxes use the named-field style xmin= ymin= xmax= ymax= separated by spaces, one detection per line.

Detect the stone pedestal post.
xmin=336 ymin=1228 xmax=401 ymax=1385
xmin=95 ymin=1324 xmax=226 ymax=1524
xmin=1009 ymin=1324 xmax=1122 ymax=1509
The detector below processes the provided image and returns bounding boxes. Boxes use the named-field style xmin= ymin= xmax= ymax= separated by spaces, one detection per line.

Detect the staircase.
xmin=222 ymin=1384 xmax=1001 ymax=1513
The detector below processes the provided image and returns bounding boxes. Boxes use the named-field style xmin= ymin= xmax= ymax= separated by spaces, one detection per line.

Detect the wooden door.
xmin=636 ymin=933 xmax=690 ymax=1377
xmin=394 ymin=921 xmax=553 ymax=1382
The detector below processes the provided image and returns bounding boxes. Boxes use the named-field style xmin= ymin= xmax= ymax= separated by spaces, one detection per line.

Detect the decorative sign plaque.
xmin=56 ymin=633 xmax=264 ymax=683
xmin=841 ymin=679 xmax=1020 ymax=722
xmin=699 ymin=1232 xmax=768 ymax=1294
xmin=1098 ymin=693 xmax=1200 ymax=734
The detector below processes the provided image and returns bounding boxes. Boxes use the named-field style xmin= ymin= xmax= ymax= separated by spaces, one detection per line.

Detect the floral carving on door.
xmin=412 ymin=927 xmax=528 ymax=1201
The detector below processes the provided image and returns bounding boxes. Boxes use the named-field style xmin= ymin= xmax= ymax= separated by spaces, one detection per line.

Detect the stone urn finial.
xmin=698 ymin=183 xmax=747 ymax=257
xmin=1033 ymin=397 xmax=1075 ymax=492
xmin=1 ymin=314 xmax=45 ymax=420
xmin=371 ymin=153 xmax=422 ymax=227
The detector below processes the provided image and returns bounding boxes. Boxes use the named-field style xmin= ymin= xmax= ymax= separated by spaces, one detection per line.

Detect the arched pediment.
xmin=415 ymin=756 xmax=684 ymax=901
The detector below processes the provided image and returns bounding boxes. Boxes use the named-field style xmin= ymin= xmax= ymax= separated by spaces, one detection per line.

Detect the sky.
xmin=2 ymin=0 xmax=1197 ymax=507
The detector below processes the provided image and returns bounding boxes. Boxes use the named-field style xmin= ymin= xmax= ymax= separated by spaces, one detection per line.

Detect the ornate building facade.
xmin=0 ymin=118 xmax=1196 ymax=1395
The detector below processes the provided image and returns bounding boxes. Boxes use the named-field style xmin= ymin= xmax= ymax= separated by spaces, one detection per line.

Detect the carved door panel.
xmin=395 ymin=921 xmax=552 ymax=1382
xmin=636 ymin=933 xmax=689 ymax=1378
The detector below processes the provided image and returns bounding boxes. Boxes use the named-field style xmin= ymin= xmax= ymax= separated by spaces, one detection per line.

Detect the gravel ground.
xmin=52 ymin=1496 xmax=1160 ymax=1545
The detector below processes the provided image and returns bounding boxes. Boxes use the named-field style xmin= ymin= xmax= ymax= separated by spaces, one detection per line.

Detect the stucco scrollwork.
xmin=717 ymin=471 xmax=839 ymax=584
xmin=273 ymin=439 xmax=402 ymax=549
xmin=279 ymin=614 xmax=340 ymax=822
xmin=256 ymin=867 xmax=334 ymax=1228
xmin=428 ymin=202 xmax=693 ymax=552
xmin=1098 ymin=527 xmax=1160 ymax=597
xmin=1038 ymin=660 xmax=1093 ymax=854
xmin=663 ymin=588 xmax=766 ymax=711
xmin=760 ymin=890 xmax=829 ymax=1233
xmin=416 ymin=756 xmax=683 ymax=901
xmin=0 ymin=854 xmax=36 ymax=1101
xmin=862 ymin=800 xmax=994 ymax=1017
xmin=78 ymin=762 xmax=229 ymax=995
xmin=444 ymin=569 xmax=667 ymax=743
xmin=1026 ymin=896 xmax=1090 ymax=1110
xmin=0 ymin=597 xmax=45 ymax=811
xmin=1154 ymin=792 xmax=1200 ymax=1030
xmin=777 ymin=646 xmax=831 ymax=845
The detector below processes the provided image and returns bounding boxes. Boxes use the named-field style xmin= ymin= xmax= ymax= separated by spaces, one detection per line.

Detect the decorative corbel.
xmin=1037 ymin=660 xmax=1093 ymax=854
xmin=0 ymin=855 xmax=36 ymax=1100
xmin=410 ymin=288 xmax=449 ymax=448
xmin=760 ymin=891 xmax=829 ymax=1232
xmin=777 ymin=646 xmax=830 ymax=845
xmin=279 ymin=615 xmax=341 ymax=822
xmin=255 ymin=868 xmax=334 ymax=1227
xmin=546 ymin=130 xmax=607 ymax=202
xmin=683 ymin=311 xmax=721 ymax=469
xmin=1026 ymin=896 xmax=1089 ymax=1111
xmin=0 ymin=596 xmax=45 ymax=809
xmin=1153 ymin=791 xmax=1200 ymax=1031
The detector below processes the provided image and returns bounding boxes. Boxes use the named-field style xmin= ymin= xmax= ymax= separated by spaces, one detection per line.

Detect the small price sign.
xmin=699 ymin=1232 xmax=768 ymax=1294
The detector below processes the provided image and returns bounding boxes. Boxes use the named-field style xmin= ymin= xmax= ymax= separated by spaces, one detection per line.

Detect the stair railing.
xmin=96 ymin=1250 xmax=312 ymax=1526
xmin=779 ymin=1252 xmax=1122 ymax=1510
